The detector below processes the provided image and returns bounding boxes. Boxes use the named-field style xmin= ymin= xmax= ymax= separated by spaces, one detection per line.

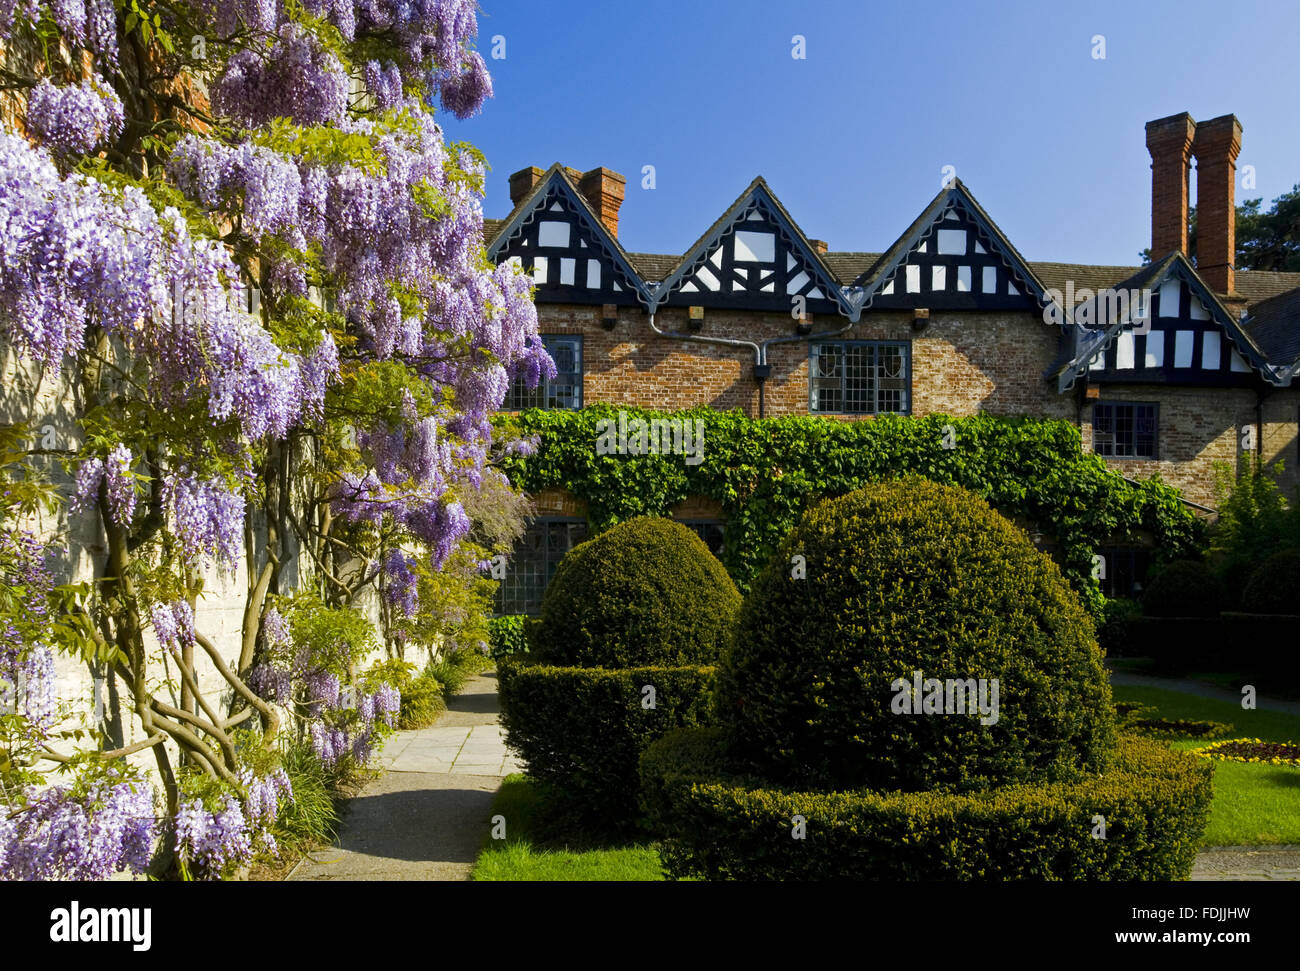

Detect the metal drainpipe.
xmin=647 ymin=301 xmax=862 ymax=419
xmin=647 ymin=310 xmax=763 ymax=414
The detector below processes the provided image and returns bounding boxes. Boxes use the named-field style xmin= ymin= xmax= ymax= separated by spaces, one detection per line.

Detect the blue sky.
xmin=440 ymin=0 xmax=1300 ymax=267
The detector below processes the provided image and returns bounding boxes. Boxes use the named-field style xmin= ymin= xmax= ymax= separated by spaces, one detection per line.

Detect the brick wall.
xmin=530 ymin=304 xmax=1076 ymax=419
xmin=527 ymin=300 xmax=1299 ymax=511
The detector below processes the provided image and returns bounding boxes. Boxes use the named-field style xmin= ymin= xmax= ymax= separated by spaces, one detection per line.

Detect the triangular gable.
xmin=488 ymin=164 xmax=650 ymax=306
xmin=1054 ymin=253 xmax=1281 ymax=391
xmin=650 ymin=178 xmax=856 ymax=319
xmin=854 ymin=180 xmax=1049 ymax=314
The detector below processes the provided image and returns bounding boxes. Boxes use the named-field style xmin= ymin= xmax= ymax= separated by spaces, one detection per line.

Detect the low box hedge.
xmin=497 ymin=657 xmax=716 ymax=830
xmin=639 ymin=727 xmax=1213 ymax=881
xmin=1219 ymin=612 xmax=1300 ymax=685
xmin=1124 ymin=616 xmax=1224 ymax=673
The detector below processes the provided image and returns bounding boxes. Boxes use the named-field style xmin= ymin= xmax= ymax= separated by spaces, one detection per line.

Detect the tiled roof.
xmin=626 ymin=253 xmax=679 ymax=282
xmin=1242 ymin=288 xmax=1300 ymax=367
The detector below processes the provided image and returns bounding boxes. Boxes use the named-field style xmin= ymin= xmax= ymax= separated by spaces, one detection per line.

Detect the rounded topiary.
xmin=532 ymin=516 xmax=742 ymax=668
xmin=1241 ymin=548 xmax=1300 ymax=615
xmin=716 ymin=477 xmax=1114 ymax=793
xmin=1141 ymin=559 xmax=1221 ymax=618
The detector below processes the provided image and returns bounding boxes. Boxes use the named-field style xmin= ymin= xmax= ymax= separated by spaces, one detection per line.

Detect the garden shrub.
xmin=1124 ymin=718 xmax=1234 ymax=740
xmin=363 ymin=658 xmax=445 ymax=730
xmin=497 ymin=658 xmax=715 ymax=827
xmin=1097 ymin=597 xmax=1141 ymax=657
xmin=496 ymin=407 xmax=1206 ymax=616
xmin=1217 ymin=613 xmax=1300 ymax=687
xmin=717 ymin=477 xmax=1114 ymax=793
xmin=1241 ymin=548 xmax=1300 ymax=614
xmin=531 ymin=516 xmax=742 ymax=667
xmin=1141 ymin=559 xmax=1221 ymax=618
xmin=1124 ymin=616 xmax=1224 ymax=674
xmin=488 ymin=615 xmax=528 ymax=658
xmin=639 ymin=728 xmax=1213 ymax=881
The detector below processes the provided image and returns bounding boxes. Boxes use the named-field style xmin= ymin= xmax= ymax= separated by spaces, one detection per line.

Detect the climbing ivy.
xmin=493 ymin=406 xmax=1206 ymax=616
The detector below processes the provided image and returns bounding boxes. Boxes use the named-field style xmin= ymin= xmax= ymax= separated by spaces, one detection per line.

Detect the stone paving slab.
xmin=1191 ymin=845 xmax=1300 ymax=881
xmin=288 ymin=671 xmax=512 ymax=882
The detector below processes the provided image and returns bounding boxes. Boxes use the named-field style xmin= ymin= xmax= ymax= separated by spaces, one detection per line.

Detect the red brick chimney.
xmin=578 ymin=167 xmax=626 ymax=238
xmin=1192 ymin=114 xmax=1243 ymax=295
xmin=809 ymin=239 xmax=829 ymax=256
xmin=1145 ymin=112 xmax=1196 ymax=260
xmin=508 ymin=166 xmax=545 ymax=208
xmin=508 ymin=165 xmax=627 ymax=238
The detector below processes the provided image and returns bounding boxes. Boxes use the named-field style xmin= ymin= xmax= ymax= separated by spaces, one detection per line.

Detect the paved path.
xmin=1108 ymin=669 xmax=1300 ymax=716
xmin=1191 ymin=845 xmax=1300 ymax=881
xmin=288 ymin=671 xmax=517 ymax=882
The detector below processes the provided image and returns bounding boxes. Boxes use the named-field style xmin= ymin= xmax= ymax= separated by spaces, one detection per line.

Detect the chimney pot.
xmin=1192 ymin=114 xmax=1244 ymax=295
xmin=1145 ymin=112 xmax=1197 ymax=261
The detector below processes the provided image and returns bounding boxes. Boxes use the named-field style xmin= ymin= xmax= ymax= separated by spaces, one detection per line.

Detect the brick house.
xmin=484 ymin=113 xmax=1300 ymax=612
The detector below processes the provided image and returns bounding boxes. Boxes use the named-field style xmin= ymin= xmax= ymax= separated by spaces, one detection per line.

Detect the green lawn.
xmin=471 ymin=774 xmax=666 ymax=881
xmin=1111 ymin=685 xmax=1300 ymax=846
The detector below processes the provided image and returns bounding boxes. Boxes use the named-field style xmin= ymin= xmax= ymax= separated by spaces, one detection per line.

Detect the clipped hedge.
xmin=487 ymin=615 xmax=528 ymax=658
xmin=1123 ymin=616 xmax=1225 ymax=674
xmin=1141 ymin=560 xmax=1221 ymax=618
xmin=717 ymin=478 xmax=1114 ymax=793
xmin=639 ymin=727 xmax=1213 ymax=881
xmin=1241 ymin=548 xmax=1300 ymax=614
xmin=1217 ymin=613 xmax=1300 ymax=686
xmin=532 ymin=516 xmax=741 ymax=668
xmin=497 ymin=657 xmax=715 ymax=828
xmin=495 ymin=407 xmax=1205 ymax=615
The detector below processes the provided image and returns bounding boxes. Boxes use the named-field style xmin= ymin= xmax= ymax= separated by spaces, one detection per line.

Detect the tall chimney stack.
xmin=578 ymin=167 xmax=626 ymax=238
xmin=1145 ymin=112 xmax=1196 ymax=260
xmin=1192 ymin=114 xmax=1243 ymax=295
xmin=509 ymin=166 xmax=545 ymax=208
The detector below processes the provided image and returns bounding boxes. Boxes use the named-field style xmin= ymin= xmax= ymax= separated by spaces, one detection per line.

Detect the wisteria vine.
xmin=0 ymin=0 xmax=544 ymax=880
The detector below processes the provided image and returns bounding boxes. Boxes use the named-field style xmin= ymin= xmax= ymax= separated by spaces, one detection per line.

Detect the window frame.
xmin=808 ymin=339 xmax=912 ymax=416
xmin=1092 ymin=400 xmax=1159 ymax=461
xmin=492 ymin=515 xmax=589 ymax=617
xmin=677 ymin=519 xmax=726 ymax=557
xmin=502 ymin=334 xmax=584 ymax=412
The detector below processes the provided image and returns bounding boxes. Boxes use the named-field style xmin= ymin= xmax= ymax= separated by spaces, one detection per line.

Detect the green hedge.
xmin=1241 ymin=548 xmax=1300 ymax=614
xmin=717 ymin=478 xmax=1114 ymax=793
xmin=1218 ymin=613 xmax=1300 ymax=686
xmin=1122 ymin=617 xmax=1225 ymax=673
xmin=487 ymin=615 xmax=528 ymax=658
xmin=494 ymin=407 xmax=1205 ymax=615
xmin=532 ymin=516 xmax=741 ymax=668
xmin=497 ymin=657 xmax=716 ymax=830
xmin=1141 ymin=560 xmax=1220 ymax=618
xmin=639 ymin=728 xmax=1213 ymax=881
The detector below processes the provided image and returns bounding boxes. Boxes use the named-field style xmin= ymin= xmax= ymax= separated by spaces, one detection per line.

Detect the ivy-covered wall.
xmin=493 ymin=406 xmax=1206 ymax=614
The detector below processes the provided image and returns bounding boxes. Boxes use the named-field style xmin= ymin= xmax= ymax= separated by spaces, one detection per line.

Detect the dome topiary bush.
xmin=1241 ymin=548 xmax=1300 ymax=614
xmin=641 ymin=477 xmax=1212 ymax=879
xmin=1140 ymin=559 xmax=1221 ymax=618
xmin=532 ymin=516 xmax=742 ymax=667
xmin=499 ymin=516 xmax=741 ymax=832
xmin=717 ymin=477 xmax=1114 ymax=793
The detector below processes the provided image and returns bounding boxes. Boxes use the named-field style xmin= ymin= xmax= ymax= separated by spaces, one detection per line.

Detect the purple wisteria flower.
xmin=1 ymin=771 xmax=157 ymax=880
xmin=161 ymin=470 xmax=244 ymax=570
xmin=26 ymin=76 xmax=123 ymax=156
